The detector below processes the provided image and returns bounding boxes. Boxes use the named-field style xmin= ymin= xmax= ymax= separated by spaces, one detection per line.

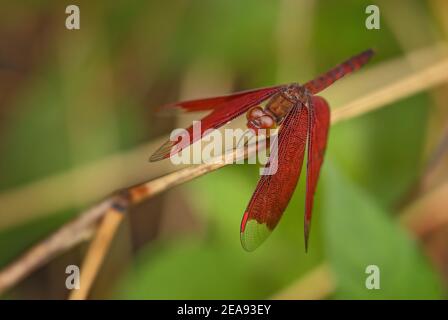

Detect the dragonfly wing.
xmin=240 ymin=104 xmax=309 ymax=251
xmin=150 ymin=86 xmax=282 ymax=161
xmin=304 ymin=96 xmax=330 ymax=251
xmin=161 ymin=85 xmax=282 ymax=112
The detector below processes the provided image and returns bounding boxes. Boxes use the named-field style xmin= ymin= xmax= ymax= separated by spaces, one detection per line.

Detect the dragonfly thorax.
xmin=246 ymin=83 xmax=308 ymax=132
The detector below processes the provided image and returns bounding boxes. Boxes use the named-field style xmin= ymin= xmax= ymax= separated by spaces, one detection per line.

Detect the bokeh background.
xmin=1 ymin=0 xmax=448 ymax=299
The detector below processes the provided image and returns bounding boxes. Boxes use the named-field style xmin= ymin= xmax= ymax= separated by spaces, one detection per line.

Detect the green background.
xmin=0 ymin=0 xmax=446 ymax=299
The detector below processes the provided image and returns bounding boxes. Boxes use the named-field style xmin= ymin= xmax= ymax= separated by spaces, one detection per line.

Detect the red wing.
xmin=150 ymin=86 xmax=282 ymax=161
xmin=304 ymin=49 xmax=374 ymax=94
xmin=304 ymin=96 xmax=330 ymax=251
xmin=240 ymin=104 xmax=309 ymax=251
xmin=161 ymin=85 xmax=282 ymax=112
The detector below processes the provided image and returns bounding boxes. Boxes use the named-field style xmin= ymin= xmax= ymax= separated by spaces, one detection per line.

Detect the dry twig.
xmin=271 ymin=263 xmax=333 ymax=300
xmin=0 ymin=144 xmax=255 ymax=295
xmin=69 ymin=209 xmax=124 ymax=300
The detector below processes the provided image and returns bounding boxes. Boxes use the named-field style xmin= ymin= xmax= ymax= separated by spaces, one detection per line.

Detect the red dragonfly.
xmin=150 ymin=49 xmax=374 ymax=251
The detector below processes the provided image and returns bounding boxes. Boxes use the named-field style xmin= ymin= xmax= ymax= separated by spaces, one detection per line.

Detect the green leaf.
xmin=323 ymin=163 xmax=443 ymax=299
xmin=116 ymin=240 xmax=256 ymax=299
xmin=115 ymin=165 xmax=324 ymax=299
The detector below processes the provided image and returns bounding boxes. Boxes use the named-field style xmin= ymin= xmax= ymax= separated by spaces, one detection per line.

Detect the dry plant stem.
xmin=2 ymin=52 xmax=448 ymax=296
xmin=68 ymin=152 xmax=244 ymax=299
xmin=331 ymin=56 xmax=448 ymax=124
xmin=271 ymin=263 xmax=333 ymax=300
xmin=69 ymin=209 xmax=124 ymax=300
xmin=0 ymin=197 xmax=116 ymax=294
xmin=400 ymin=179 xmax=448 ymax=236
xmin=2 ymin=46 xmax=448 ymax=231
xmin=395 ymin=124 xmax=448 ymax=210
xmin=0 ymin=146 xmax=254 ymax=295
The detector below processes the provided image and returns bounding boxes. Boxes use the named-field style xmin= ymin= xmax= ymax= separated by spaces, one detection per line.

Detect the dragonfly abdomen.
xmin=304 ymin=49 xmax=374 ymax=94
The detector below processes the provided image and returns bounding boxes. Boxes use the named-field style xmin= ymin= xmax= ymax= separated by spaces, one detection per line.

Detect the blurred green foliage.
xmin=324 ymin=162 xmax=442 ymax=299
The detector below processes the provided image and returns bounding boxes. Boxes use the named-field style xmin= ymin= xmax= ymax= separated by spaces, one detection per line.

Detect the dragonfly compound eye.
xmin=246 ymin=114 xmax=276 ymax=132
xmin=246 ymin=106 xmax=264 ymax=120
xmin=257 ymin=115 xmax=276 ymax=129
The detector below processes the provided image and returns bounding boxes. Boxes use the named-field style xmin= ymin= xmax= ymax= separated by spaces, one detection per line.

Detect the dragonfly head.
xmin=246 ymin=106 xmax=277 ymax=133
